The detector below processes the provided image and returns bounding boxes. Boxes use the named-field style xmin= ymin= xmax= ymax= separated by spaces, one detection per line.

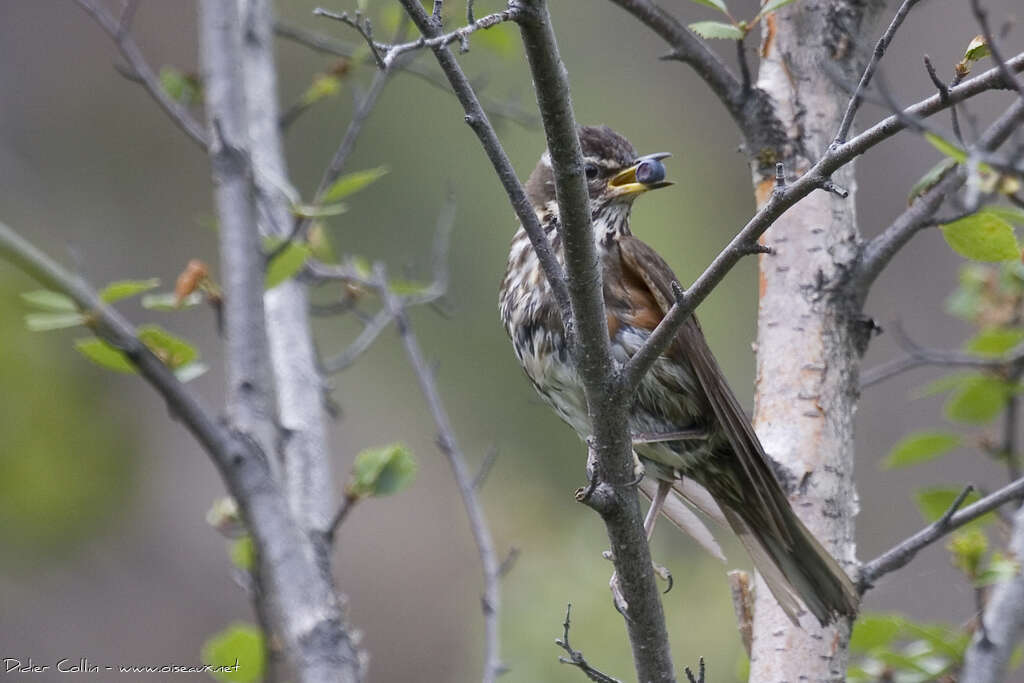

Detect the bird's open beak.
xmin=608 ymin=152 xmax=674 ymax=198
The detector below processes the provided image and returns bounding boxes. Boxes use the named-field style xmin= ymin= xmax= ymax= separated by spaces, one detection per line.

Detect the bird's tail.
xmin=715 ymin=479 xmax=859 ymax=626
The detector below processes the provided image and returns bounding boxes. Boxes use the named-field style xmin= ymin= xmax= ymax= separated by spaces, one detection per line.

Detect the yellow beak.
xmin=607 ymin=152 xmax=674 ymax=198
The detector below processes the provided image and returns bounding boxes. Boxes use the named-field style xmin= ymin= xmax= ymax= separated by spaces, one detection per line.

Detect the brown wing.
xmin=617 ymin=235 xmax=793 ymax=543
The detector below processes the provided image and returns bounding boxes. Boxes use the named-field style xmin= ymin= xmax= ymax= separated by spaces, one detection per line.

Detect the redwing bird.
xmin=498 ymin=125 xmax=858 ymax=625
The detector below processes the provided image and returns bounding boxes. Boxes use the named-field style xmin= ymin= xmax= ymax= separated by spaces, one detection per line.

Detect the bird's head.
xmin=525 ymin=125 xmax=672 ymax=223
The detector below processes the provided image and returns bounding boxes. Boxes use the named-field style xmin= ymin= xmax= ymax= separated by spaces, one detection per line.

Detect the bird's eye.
xmin=584 ymin=163 xmax=599 ymax=179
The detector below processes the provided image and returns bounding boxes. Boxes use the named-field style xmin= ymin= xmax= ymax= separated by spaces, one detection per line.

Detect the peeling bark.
xmin=749 ymin=1 xmax=883 ymax=680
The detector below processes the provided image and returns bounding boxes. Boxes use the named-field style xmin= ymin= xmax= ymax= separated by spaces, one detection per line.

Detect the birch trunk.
xmin=749 ymin=1 xmax=882 ymax=679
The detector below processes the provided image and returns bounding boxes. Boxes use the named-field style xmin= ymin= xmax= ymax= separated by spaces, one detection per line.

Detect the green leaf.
xmin=300 ymin=73 xmax=342 ymax=106
xmin=99 ymin=278 xmax=160 ymax=303
xmin=964 ymin=35 xmax=990 ymax=63
xmin=74 ymin=338 xmax=137 ymax=373
xmin=850 ymin=613 xmax=905 ymax=653
xmin=925 ymin=132 xmax=967 ymax=163
xmin=941 ymin=211 xmax=1019 ymax=262
xmin=965 ymin=327 xmax=1024 ymax=356
xmin=688 ymin=0 xmax=730 ymax=15
xmin=949 ymin=527 xmax=988 ymax=576
xmin=25 ymin=312 xmax=87 ymax=332
xmin=987 ymin=207 xmax=1024 ymax=226
xmin=915 ymin=486 xmax=985 ymax=526
xmin=201 ymin=623 xmax=265 ymax=683
xmin=945 ymin=375 xmax=1011 ymax=423
xmin=908 ymin=158 xmax=958 ymax=204
xmin=320 ymin=166 xmax=389 ymax=203
xmin=756 ymin=0 xmax=797 ymax=17
xmin=175 ymin=361 xmax=209 ymax=383
xmin=291 ymin=202 xmax=347 ymax=219
xmin=264 ymin=241 xmax=312 ymax=290
xmin=141 ymin=292 xmax=204 ymax=310
xmin=912 ymin=372 xmax=975 ymax=399
xmin=975 ymin=552 xmax=1020 ymax=587
xmin=349 ymin=443 xmax=417 ymax=497
xmin=688 ymin=21 xmax=745 ymax=40
xmin=308 ymin=223 xmax=337 ymax=264
xmin=21 ymin=290 xmax=77 ymax=312
xmin=229 ymin=536 xmax=255 ymax=572
xmin=159 ymin=66 xmax=200 ymax=104
xmin=137 ymin=325 xmax=198 ymax=369
xmin=882 ymin=432 xmax=961 ymax=470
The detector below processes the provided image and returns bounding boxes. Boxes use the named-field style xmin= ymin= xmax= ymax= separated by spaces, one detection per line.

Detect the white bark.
xmin=961 ymin=504 xmax=1024 ymax=683
xmin=749 ymin=1 xmax=881 ymax=679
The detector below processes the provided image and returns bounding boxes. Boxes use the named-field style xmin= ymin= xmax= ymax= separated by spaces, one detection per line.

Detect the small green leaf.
xmin=265 ymin=241 xmax=312 ymax=289
xmin=99 ymin=278 xmax=160 ymax=303
xmin=987 ymin=207 xmax=1024 ymax=226
xmin=688 ymin=0 xmax=730 ymax=14
xmin=965 ymin=328 xmax=1024 ymax=356
xmin=25 ymin=312 xmax=87 ymax=332
xmin=925 ymin=133 xmax=967 ymax=163
xmin=350 ymin=443 xmax=417 ymax=497
xmin=141 ymin=292 xmax=204 ymax=310
xmin=964 ymin=35 xmax=990 ymax=63
xmin=229 ymin=536 xmax=255 ymax=572
xmin=908 ymin=158 xmax=958 ymax=204
xmin=160 ymin=66 xmax=200 ymax=104
xmin=308 ymin=223 xmax=337 ymax=264
xmin=975 ymin=552 xmax=1020 ymax=586
xmin=74 ymin=338 xmax=137 ymax=373
xmin=850 ymin=613 xmax=905 ymax=653
xmin=945 ymin=375 xmax=1010 ymax=423
xmin=688 ymin=21 xmax=745 ymax=40
xmin=21 ymin=290 xmax=77 ymax=312
xmin=912 ymin=372 xmax=975 ymax=399
xmin=941 ymin=211 xmax=1019 ymax=262
xmin=320 ymin=167 xmax=389 ymax=203
xmin=882 ymin=432 xmax=961 ymax=470
xmin=756 ymin=0 xmax=797 ymax=17
xmin=949 ymin=527 xmax=988 ymax=576
xmin=201 ymin=623 xmax=265 ymax=683
xmin=175 ymin=361 xmax=209 ymax=383
xmin=291 ymin=202 xmax=347 ymax=219
xmin=915 ymin=486 xmax=984 ymax=525
xmin=300 ymin=73 xmax=342 ymax=106
xmin=137 ymin=325 xmax=198 ymax=369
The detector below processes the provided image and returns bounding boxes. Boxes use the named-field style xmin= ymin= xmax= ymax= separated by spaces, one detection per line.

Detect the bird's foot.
xmin=603 ymin=551 xmax=674 ymax=613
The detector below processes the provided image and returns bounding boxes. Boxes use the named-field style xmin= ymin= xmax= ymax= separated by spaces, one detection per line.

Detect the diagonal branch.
xmin=622 ymin=56 xmax=1024 ymax=393
xmin=834 ymin=0 xmax=924 ymax=144
xmin=75 ymin=0 xmax=209 ymax=150
xmin=393 ymin=0 xmax=573 ymax=336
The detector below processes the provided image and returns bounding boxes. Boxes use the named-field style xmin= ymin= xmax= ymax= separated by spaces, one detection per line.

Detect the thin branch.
xmin=923 ymin=54 xmax=965 ymax=146
xmin=555 ymin=604 xmax=623 ymax=683
xmin=395 ymin=0 xmax=573 ymax=336
xmin=313 ymin=8 xmax=386 ymax=68
xmin=854 ymin=97 xmax=1024 ymax=294
xmin=834 ymin=0 xmax=923 ymax=144
xmin=859 ymin=478 xmax=1024 ymax=590
xmin=970 ymin=0 xmax=1024 ymax=103
xmin=684 ymin=658 xmax=706 ymax=683
xmin=606 ymin=0 xmax=747 ymax=126
xmin=379 ymin=8 xmax=521 ymax=68
xmin=323 ymin=308 xmax=393 ymax=373
xmin=75 ymin=0 xmax=209 ymax=150
xmin=371 ymin=263 xmax=505 ymax=683
xmin=274 ymin=21 xmax=539 ymax=128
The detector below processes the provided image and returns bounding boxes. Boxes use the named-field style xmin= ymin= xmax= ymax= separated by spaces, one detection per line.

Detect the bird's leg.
xmin=608 ymin=479 xmax=674 ymax=613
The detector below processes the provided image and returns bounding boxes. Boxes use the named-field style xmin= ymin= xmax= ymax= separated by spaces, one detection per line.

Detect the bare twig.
xmin=313 ymin=7 xmax=386 ymax=68
xmin=274 ymin=21 xmax=539 ymax=127
xmin=923 ymin=55 xmax=965 ymax=146
xmin=834 ymin=0 xmax=923 ymax=144
xmin=473 ymin=445 xmax=501 ymax=491
xmin=323 ymin=308 xmax=393 ymax=373
xmin=684 ymin=658 xmax=706 ymax=683
xmin=396 ymin=0 xmax=573 ymax=336
xmin=859 ymin=480 xmax=1024 ymax=590
xmin=379 ymin=8 xmax=521 ymax=67
xmin=555 ymin=604 xmax=623 ymax=683
xmin=369 ymin=262 xmax=505 ymax=683
xmin=75 ymin=0 xmax=209 ymax=149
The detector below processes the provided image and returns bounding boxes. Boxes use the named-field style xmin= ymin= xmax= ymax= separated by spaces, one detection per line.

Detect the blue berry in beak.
xmin=636 ymin=158 xmax=667 ymax=185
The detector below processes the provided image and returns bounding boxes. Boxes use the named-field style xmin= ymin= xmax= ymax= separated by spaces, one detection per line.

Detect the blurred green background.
xmin=1 ymin=0 xmax=1021 ymax=681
